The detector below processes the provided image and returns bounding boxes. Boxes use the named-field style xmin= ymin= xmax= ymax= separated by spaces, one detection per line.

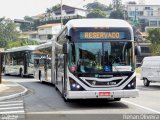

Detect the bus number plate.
xmin=99 ymin=92 xmax=111 ymax=96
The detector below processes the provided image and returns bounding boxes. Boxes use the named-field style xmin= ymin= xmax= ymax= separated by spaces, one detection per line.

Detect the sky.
xmin=0 ymin=0 xmax=160 ymax=19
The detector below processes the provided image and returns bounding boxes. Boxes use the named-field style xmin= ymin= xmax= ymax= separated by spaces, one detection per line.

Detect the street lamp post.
xmin=60 ymin=0 xmax=63 ymax=28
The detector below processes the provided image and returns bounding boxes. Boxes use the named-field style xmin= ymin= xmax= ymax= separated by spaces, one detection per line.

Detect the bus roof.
xmin=5 ymin=45 xmax=38 ymax=52
xmin=65 ymin=19 xmax=132 ymax=29
xmin=36 ymin=41 xmax=52 ymax=50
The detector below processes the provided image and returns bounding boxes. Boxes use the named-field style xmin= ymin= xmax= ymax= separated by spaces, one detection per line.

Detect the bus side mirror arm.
xmin=135 ymin=45 xmax=141 ymax=56
xmin=63 ymin=43 xmax=68 ymax=54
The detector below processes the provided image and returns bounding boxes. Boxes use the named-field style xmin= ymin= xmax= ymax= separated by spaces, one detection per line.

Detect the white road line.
xmin=0 ymin=111 xmax=25 ymax=114
xmin=0 ymin=101 xmax=23 ymax=104
xmin=0 ymin=107 xmax=24 ymax=110
xmin=0 ymin=103 xmax=23 ymax=107
xmin=122 ymin=100 xmax=160 ymax=114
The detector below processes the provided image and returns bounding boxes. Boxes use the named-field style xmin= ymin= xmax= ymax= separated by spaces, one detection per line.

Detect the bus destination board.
xmin=80 ymin=32 xmax=126 ymax=40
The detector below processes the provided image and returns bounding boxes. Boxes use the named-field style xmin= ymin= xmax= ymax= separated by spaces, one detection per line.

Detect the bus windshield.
xmin=69 ymin=41 xmax=134 ymax=73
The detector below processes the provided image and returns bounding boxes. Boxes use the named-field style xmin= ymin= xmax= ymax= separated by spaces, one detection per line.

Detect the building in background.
xmin=37 ymin=23 xmax=61 ymax=42
xmin=126 ymin=4 xmax=160 ymax=32
xmin=39 ymin=5 xmax=87 ymax=24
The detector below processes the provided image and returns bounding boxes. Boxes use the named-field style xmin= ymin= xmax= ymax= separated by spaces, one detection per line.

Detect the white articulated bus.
xmin=53 ymin=19 xmax=140 ymax=101
xmin=34 ymin=42 xmax=54 ymax=83
xmin=3 ymin=45 xmax=37 ymax=77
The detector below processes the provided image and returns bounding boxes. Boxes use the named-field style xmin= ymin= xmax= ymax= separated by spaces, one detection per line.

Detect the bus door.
xmin=56 ymin=54 xmax=64 ymax=91
xmin=44 ymin=57 xmax=52 ymax=82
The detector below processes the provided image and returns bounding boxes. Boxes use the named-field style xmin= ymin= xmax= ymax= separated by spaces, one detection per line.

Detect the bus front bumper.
xmin=67 ymin=89 xmax=139 ymax=99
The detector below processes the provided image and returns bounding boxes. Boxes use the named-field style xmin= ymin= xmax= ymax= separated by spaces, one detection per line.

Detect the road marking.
xmin=0 ymin=101 xmax=23 ymax=104
xmin=122 ymin=100 xmax=160 ymax=114
xmin=0 ymin=103 xmax=23 ymax=107
xmin=0 ymin=107 xmax=23 ymax=110
xmin=0 ymin=111 xmax=24 ymax=114
xmin=0 ymin=100 xmax=25 ymax=114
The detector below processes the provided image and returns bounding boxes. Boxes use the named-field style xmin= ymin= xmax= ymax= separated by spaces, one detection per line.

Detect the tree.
xmin=0 ymin=18 xmax=19 ymax=47
xmin=112 ymin=0 xmax=122 ymax=10
xmin=46 ymin=4 xmax=60 ymax=13
xmin=84 ymin=2 xmax=112 ymax=11
xmin=85 ymin=1 xmax=111 ymax=18
xmin=6 ymin=38 xmax=40 ymax=49
xmin=109 ymin=0 xmax=125 ymax=19
xmin=20 ymin=16 xmax=33 ymax=32
xmin=109 ymin=10 xmax=124 ymax=19
xmin=87 ymin=9 xmax=107 ymax=18
xmin=147 ymin=28 xmax=160 ymax=55
xmin=127 ymin=1 xmax=137 ymax=4
xmin=147 ymin=28 xmax=160 ymax=44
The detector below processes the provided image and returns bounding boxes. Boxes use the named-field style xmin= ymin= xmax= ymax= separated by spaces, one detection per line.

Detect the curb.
xmin=0 ymin=82 xmax=28 ymax=101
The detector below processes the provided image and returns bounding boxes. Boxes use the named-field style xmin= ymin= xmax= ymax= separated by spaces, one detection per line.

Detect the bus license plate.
xmin=99 ymin=92 xmax=111 ymax=96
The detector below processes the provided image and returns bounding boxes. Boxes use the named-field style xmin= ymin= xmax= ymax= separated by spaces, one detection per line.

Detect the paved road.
xmin=2 ymin=75 xmax=160 ymax=119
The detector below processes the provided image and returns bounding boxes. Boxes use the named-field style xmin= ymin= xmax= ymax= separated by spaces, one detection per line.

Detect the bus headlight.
xmin=69 ymin=78 xmax=85 ymax=91
xmin=124 ymin=77 xmax=136 ymax=90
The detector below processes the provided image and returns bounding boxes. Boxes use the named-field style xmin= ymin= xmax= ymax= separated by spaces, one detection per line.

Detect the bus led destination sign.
xmin=80 ymin=32 xmax=125 ymax=40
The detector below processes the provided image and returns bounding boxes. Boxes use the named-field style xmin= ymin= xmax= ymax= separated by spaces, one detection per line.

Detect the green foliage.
xmin=6 ymin=39 xmax=40 ymax=49
xmin=87 ymin=9 xmax=107 ymax=18
xmin=112 ymin=0 xmax=122 ymax=10
xmin=149 ymin=44 xmax=160 ymax=56
xmin=84 ymin=2 xmax=112 ymax=11
xmin=85 ymin=1 xmax=111 ymax=18
xmin=147 ymin=28 xmax=160 ymax=55
xmin=109 ymin=10 xmax=124 ymax=19
xmin=127 ymin=1 xmax=137 ymax=4
xmin=46 ymin=4 xmax=60 ymax=13
xmin=0 ymin=18 xmax=19 ymax=47
xmin=20 ymin=16 xmax=33 ymax=32
xmin=147 ymin=28 xmax=160 ymax=44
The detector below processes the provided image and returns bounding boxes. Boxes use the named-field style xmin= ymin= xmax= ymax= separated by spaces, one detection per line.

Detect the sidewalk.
xmin=0 ymin=80 xmax=28 ymax=101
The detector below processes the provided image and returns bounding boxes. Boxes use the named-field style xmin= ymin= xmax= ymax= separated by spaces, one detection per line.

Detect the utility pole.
xmin=60 ymin=0 xmax=63 ymax=28
xmin=0 ymin=52 xmax=2 ymax=84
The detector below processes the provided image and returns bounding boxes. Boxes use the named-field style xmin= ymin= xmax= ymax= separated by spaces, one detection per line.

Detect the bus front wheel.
xmin=114 ymin=98 xmax=121 ymax=101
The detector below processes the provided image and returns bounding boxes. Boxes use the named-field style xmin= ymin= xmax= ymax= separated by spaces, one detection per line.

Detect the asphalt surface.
xmin=2 ymin=75 xmax=160 ymax=120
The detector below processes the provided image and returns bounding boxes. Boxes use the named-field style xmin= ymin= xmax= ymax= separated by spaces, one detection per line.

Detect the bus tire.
xmin=2 ymin=67 xmax=5 ymax=73
xmin=114 ymin=98 xmax=121 ymax=101
xmin=39 ymin=71 xmax=41 ymax=80
xmin=55 ymin=86 xmax=58 ymax=91
xmin=4 ymin=68 xmax=9 ymax=76
xmin=19 ymin=68 xmax=24 ymax=78
xmin=39 ymin=71 xmax=43 ymax=83
xmin=143 ymin=78 xmax=150 ymax=87
xmin=64 ymin=98 xmax=70 ymax=102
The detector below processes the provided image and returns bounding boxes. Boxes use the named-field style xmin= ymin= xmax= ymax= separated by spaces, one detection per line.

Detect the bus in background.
xmin=3 ymin=45 xmax=37 ymax=77
xmin=53 ymin=19 xmax=141 ymax=101
xmin=34 ymin=42 xmax=53 ymax=83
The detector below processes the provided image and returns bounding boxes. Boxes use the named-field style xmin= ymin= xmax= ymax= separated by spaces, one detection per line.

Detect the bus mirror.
xmin=63 ymin=43 xmax=68 ymax=54
xmin=135 ymin=45 xmax=141 ymax=56
xmin=134 ymin=36 xmax=138 ymax=42
xmin=66 ymin=35 xmax=72 ymax=41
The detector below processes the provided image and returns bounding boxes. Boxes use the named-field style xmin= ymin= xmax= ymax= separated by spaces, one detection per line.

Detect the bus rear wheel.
xmin=39 ymin=71 xmax=43 ymax=83
xmin=19 ymin=68 xmax=24 ymax=78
